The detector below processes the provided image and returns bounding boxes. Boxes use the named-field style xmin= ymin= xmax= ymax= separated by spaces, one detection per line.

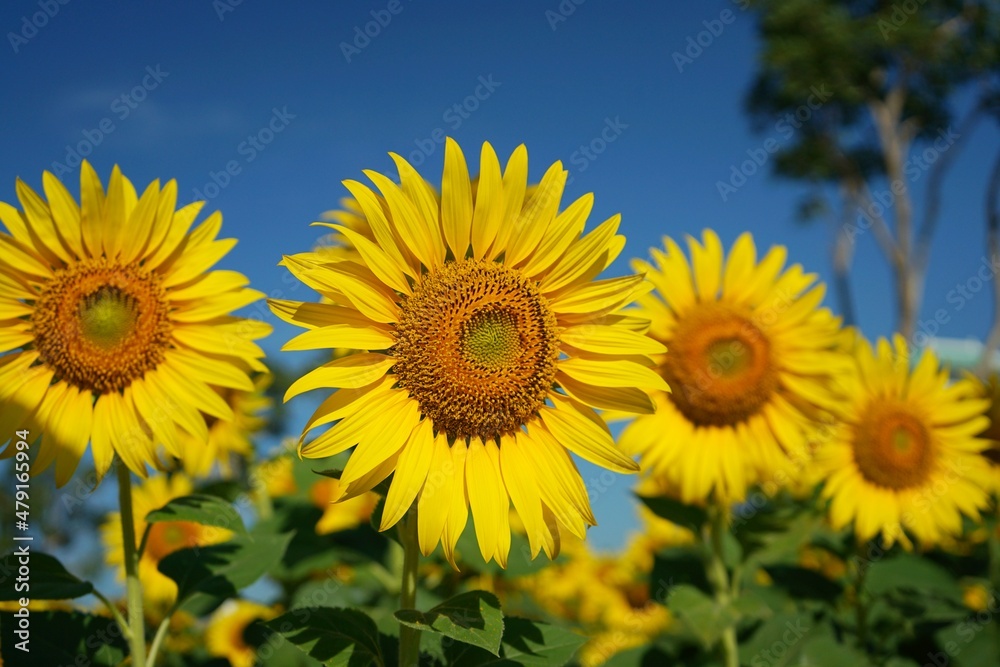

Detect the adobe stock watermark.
xmin=213 ymin=0 xmax=246 ymax=21
xmin=672 ymin=8 xmax=737 ymax=73
xmin=566 ymin=116 xmax=629 ymax=185
xmin=340 ymin=0 xmax=412 ymax=63
xmin=750 ymin=618 xmax=810 ymax=667
xmin=49 ymin=65 xmax=170 ymax=178
xmin=189 ymin=106 xmax=296 ymax=202
xmin=545 ymin=0 xmax=586 ymax=31
xmin=877 ymin=0 xmax=927 ymax=39
xmin=716 ymin=84 xmax=832 ymax=201
xmin=841 ymin=126 xmax=960 ymax=244
xmin=924 ymin=587 xmax=1000 ymax=667
xmin=7 ymin=0 xmax=72 ymax=54
xmin=404 ymin=75 xmax=501 ymax=167
xmin=903 ymin=254 xmax=999 ymax=352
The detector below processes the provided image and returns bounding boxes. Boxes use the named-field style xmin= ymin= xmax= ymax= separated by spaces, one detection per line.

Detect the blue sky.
xmin=1 ymin=0 xmax=996 ymax=551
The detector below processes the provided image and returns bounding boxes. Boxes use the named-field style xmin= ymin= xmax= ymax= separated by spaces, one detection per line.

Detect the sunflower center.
xmin=145 ymin=520 xmax=202 ymax=561
xmin=461 ymin=310 xmax=521 ymax=370
xmin=79 ymin=286 xmax=139 ymax=349
xmin=392 ymin=259 xmax=560 ymax=440
xmin=32 ymin=258 xmax=172 ymax=394
xmin=853 ymin=402 xmax=934 ymax=490
xmin=661 ymin=303 xmax=777 ymax=426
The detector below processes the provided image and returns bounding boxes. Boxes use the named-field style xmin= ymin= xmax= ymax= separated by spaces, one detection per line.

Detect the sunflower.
xmin=101 ymin=473 xmax=231 ymax=611
xmin=309 ymin=476 xmax=379 ymax=534
xmin=173 ymin=373 xmax=272 ymax=478
xmin=970 ymin=373 xmax=1000 ymax=494
xmin=0 ymin=163 xmax=269 ymax=485
xmin=814 ymin=334 xmax=992 ymax=547
xmin=205 ymin=600 xmax=278 ymax=667
xmin=271 ymin=139 xmax=663 ymax=567
xmin=522 ymin=530 xmax=670 ymax=667
xmin=620 ymin=231 xmax=843 ymax=504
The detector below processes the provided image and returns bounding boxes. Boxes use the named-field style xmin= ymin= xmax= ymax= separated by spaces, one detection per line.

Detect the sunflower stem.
xmin=398 ymin=511 xmax=421 ymax=667
xmin=706 ymin=503 xmax=738 ymax=667
xmin=91 ymin=588 xmax=131 ymax=642
xmin=117 ymin=462 xmax=148 ymax=667
xmin=853 ymin=540 xmax=871 ymax=653
xmin=146 ymin=616 xmax=171 ymax=667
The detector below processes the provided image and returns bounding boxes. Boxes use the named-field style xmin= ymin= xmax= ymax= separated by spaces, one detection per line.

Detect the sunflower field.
xmin=2 ymin=3 xmax=1000 ymax=667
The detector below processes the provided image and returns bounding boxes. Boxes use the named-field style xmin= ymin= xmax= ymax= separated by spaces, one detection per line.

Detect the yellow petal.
xmin=78 ymin=161 xmax=106 ymax=258
xmin=366 ymin=170 xmax=441 ymax=271
xmin=312 ymin=222 xmax=411 ymax=294
xmin=168 ymin=270 xmax=249 ymax=302
xmin=505 ymin=161 xmax=566 ymax=267
xmin=342 ymin=179 xmax=415 ymax=278
xmin=417 ymin=433 xmax=455 ymax=557
xmin=442 ymin=441 xmax=470 ymax=569
xmin=559 ymin=358 xmax=668 ymax=392
xmin=441 ymin=138 xmax=473 ymax=259
xmin=471 ymin=143 xmax=504 ymax=260
xmin=285 ymin=353 xmax=395 ymax=400
xmin=559 ymin=324 xmax=665 ymax=356
xmin=300 ymin=389 xmax=409 ymax=458
xmin=539 ymin=397 xmax=639 ymax=473
xmin=282 ymin=324 xmax=395 ymax=352
xmin=381 ymin=419 xmax=435 ymax=530
xmin=549 ymin=274 xmax=647 ymax=315
xmin=688 ymin=229 xmax=723 ymax=300
xmin=500 ymin=434 xmax=544 ymax=559
xmin=556 ymin=373 xmax=655 ymax=414
xmin=389 ymin=152 xmax=445 ymax=264
xmin=722 ymin=232 xmax=757 ymax=301
xmin=339 ymin=398 xmax=420 ymax=485
xmin=541 ymin=214 xmax=620 ymax=292
xmin=54 ymin=387 xmax=94 ymax=487
xmin=521 ymin=193 xmax=592 ymax=278
xmin=16 ymin=178 xmax=72 ymax=265
xmin=487 ymin=144 xmax=528 ymax=261
xmin=466 ymin=439 xmax=503 ymax=564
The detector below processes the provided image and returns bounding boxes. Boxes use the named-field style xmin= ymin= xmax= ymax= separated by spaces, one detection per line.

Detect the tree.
xmin=745 ymin=0 xmax=999 ymax=339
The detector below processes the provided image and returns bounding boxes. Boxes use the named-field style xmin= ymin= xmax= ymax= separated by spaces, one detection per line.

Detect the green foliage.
xmin=0 ymin=610 xmax=128 ymax=666
xmin=158 ymin=530 xmax=292 ymax=609
xmin=145 ymin=493 xmax=248 ymax=537
xmin=0 ymin=551 xmax=93 ymax=600
xmin=441 ymin=616 xmax=587 ymax=666
xmin=636 ymin=494 xmax=708 ymax=533
xmin=395 ymin=591 xmax=505 ymax=655
xmin=267 ymin=607 xmax=389 ymax=667
xmin=666 ymin=584 xmax=740 ymax=649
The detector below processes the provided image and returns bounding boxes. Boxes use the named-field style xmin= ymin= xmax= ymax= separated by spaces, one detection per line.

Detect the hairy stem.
xmin=117 ymin=463 xmax=147 ymax=667
xmin=706 ymin=504 xmax=738 ymax=667
xmin=398 ymin=511 xmax=421 ymax=666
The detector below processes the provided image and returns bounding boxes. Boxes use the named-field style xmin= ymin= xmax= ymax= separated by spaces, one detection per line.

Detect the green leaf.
xmin=636 ymin=495 xmax=708 ymax=533
xmin=0 ymin=610 xmax=127 ymax=666
xmin=935 ymin=616 xmax=1000 ymax=667
xmin=650 ymin=548 xmax=710 ymax=598
xmin=795 ymin=635 xmax=870 ymax=667
xmin=0 ymin=551 xmax=93 ymax=600
xmin=145 ymin=493 xmax=247 ymax=536
xmin=443 ymin=616 xmax=586 ymax=666
xmin=666 ymin=584 xmax=739 ymax=649
xmin=736 ymin=507 xmax=826 ymax=570
xmin=763 ymin=565 xmax=843 ymax=603
xmin=739 ymin=612 xmax=813 ymax=667
xmin=864 ymin=552 xmax=962 ymax=602
xmin=260 ymin=499 xmax=389 ymax=581
xmin=266 ymin=607 xmax=385 ymax=666
xmin=158 ymin=531 xmax=292 ymax=606
xmin=395 ymin=590 xmax=504 ymax=655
